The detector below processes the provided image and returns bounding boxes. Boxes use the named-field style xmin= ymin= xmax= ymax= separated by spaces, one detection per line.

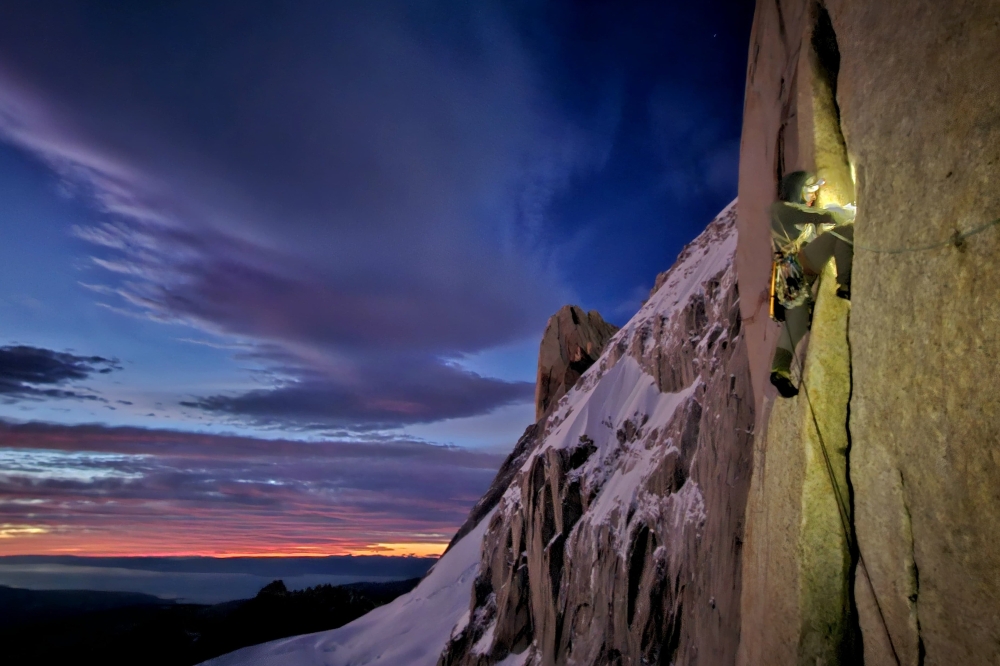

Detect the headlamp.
xmin=804 ymin=178 xmax=826 ymax=193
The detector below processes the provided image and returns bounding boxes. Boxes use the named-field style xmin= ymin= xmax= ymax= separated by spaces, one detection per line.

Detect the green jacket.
xmin=770 ymin=201 xmax=855 ymax=309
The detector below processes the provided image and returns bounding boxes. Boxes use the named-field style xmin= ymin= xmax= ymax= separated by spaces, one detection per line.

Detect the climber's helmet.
xmin=778 ymin=171 xmax=824 ymax=205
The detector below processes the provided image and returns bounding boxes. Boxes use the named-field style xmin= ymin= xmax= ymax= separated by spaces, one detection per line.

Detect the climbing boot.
xmin=770 ymin=348 xmax=798 ymax=398
xmin=770 ymin=370 xmax=799 ymax=398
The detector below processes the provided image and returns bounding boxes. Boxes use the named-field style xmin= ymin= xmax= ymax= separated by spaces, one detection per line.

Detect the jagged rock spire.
xmin=534 ymin=305 xmax=618 ymax=421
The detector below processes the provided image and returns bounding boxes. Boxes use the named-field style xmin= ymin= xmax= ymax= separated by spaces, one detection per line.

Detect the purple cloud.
xmin=0 ymin=2 xmax=610 ymax=430
xmin=181 ymin=356 xmax=533 ymax=431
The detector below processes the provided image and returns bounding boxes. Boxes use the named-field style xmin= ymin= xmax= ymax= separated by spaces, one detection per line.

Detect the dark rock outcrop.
xmin=534 ymin=306 xmax=619 ymax=421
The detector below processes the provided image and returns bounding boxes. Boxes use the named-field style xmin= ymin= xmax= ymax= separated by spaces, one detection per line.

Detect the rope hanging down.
xmin=828 ymin=217 xmax=1000 ymax=254
xmin=792 ymin=348 xmax=903 ymax=666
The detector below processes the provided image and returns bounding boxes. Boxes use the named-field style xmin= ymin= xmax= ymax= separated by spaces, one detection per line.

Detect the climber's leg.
xmin=801 ymin=232 xmax=835 ymax=275
xmin=801 ymin=225 xmax=854 ymax=298
xmin=770 ymin=304 xmax=810 ymax=398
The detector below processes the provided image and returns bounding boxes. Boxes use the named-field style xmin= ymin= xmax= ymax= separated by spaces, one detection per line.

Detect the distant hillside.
xmin=0 ymin=555 xmax=436 ymax=603
xmin=0 ymin=578 xmax=419 ymax=666
xmin=0 ymin=585 xmax=167 ymax=627
xmin=0 ymin=554 xmax=436 ymax=578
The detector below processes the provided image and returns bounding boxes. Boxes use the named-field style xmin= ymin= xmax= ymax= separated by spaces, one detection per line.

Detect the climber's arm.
xmin=771 ymin=202 xmax=836 ymax=248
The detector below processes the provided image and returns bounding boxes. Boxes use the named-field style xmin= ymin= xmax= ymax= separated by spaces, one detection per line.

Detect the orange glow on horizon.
xmin=0 ymin=532 xmax=447 ymax=558
xmin=343 ymin=542 xmax=448 ymax=557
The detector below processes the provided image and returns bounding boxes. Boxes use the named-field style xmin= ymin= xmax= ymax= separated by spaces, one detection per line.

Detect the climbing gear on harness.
xmin=773 ymin=252 xmax=810 ymax=309
xmin=769 ymin=258 xmax=784 ymax=322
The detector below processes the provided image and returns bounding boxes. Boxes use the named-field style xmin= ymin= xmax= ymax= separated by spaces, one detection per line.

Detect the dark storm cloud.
xmin=0 ymin=345 xmax=119 ymax=401
xmin=181 ymin=356 xmax=533 ymax=431
xmin=0 ymin=419 xmax=507 ymax=554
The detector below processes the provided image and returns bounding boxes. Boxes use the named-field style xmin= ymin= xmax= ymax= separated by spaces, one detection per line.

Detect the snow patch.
xmin=472 ymin=620 xmax=497 ymax=655
xmin=496 ymin=650 xmax=532 ymax=666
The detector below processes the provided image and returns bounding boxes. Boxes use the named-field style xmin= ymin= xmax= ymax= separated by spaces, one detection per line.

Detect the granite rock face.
xmin=535 ymin=306 xmax=619 ymax=421
xmin=737 ymin=1 xmax=1000 ymax=664
xmin=833 ymin=2 xmax=1000 ymax=664
xmin=438 ymin=203 xmax=755 ymax=666
xmin=736 ymin=1 xmax=860 ymax=663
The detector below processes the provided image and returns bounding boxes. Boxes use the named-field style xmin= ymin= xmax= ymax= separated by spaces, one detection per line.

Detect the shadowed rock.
xmin=534 ymin=306 xmax=619 ymax=421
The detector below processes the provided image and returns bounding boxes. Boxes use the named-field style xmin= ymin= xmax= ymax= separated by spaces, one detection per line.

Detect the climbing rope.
xmin=828 ymin=217 xmax=1000 ymax=254
xmin=791 ymin=347 xmax=903 ymax=666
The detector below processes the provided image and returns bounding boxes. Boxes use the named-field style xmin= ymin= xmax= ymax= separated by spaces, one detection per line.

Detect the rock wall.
xmin=736 ymin=1 xmax=861 ymax=663
xmin=438 ymin=203 xmax=756 ymax=666
xmin=737 ymin=0 xmax=1000 ymax=664
xmin=834 ymin=2 xmax=1000 ymax=664
xmin=535 ymin=305 xmax=619 ymax=421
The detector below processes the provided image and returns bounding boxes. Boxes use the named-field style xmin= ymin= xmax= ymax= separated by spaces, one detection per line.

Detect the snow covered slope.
xmin=439 ymin=201 xmax=755 ymax=665
xmin=202 ymin=511 xmax=493 ymax=666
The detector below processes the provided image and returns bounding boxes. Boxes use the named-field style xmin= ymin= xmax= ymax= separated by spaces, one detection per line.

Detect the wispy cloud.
xmin=0 ymin=2 xmax=615 ymax=431
xmin=0 ymin=419 xmax=506 ymax=555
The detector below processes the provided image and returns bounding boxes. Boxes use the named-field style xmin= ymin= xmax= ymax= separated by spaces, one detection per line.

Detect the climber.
xmin=768 ymin=171 xmax=855 ymax=398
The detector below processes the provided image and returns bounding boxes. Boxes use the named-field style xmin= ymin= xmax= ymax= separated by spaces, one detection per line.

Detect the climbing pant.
xmin=800 ymin=224 xmax=854 ymax=287
xmin=772 ymin=303 xmax=811 ymax=375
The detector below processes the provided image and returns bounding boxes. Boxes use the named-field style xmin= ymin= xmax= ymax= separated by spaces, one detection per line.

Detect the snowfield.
xmin=200 ymin=510 xmax=493 ymax=666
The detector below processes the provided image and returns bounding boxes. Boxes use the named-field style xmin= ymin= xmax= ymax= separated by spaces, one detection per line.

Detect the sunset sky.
xmin=0 ymin=1 xmax=753 ymax=557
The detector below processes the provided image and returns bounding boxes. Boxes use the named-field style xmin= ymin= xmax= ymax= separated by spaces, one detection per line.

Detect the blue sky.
xmin=0 ymin=0 xmax=754 ymax=555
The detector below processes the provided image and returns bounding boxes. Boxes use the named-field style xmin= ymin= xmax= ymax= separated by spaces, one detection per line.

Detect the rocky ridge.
xmin=447 ymin=306 xmax=616 ymax=555
xmin=439 ymin=201 xmax=755 ymax=665
xmin=200 ymin=203 xmax=754 ymax=666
